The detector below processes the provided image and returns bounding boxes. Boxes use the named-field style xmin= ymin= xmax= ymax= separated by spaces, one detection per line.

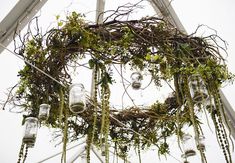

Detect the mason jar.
xmin=23 ymin=117 xmax=38 ymax=148
xmin=38 ymin=104 xmax=51 ymax=120
xmin=130 ymin=72 xmax=143 ymax=90
xmin=69 ymin=83 xmax=86 ymax=114
xmin=196 ymin=135 xmax=206 ymax=151
xmin=189 ymin=75 xmax=208 ymax=104
xmin=182 ymin=133 xmax=196 ymax=157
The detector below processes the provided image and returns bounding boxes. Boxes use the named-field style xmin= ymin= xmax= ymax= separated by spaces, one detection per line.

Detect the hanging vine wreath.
xmin=6 ymin=3 xmax=235 ymax=163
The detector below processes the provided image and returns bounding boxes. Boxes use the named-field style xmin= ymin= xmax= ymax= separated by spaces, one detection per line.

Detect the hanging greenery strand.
xmin=86 ymin=126 xmax=92 ymax=163
xmin=22 ymin=145 xmax=28 ymax=163
xmin=104 ymin=87 xmax=110 ymax=163
xmin=17 ymin=143 xmax=25 ymax=163
xmin=91 ymin=64 xmax=99 ymax=144
xmin=99 ymin=68 xmax=111 ymax=163
xmin=214 ymin=96 xmax=232 ymax=163
xmin=59 ymin=88 xmax=68 ymax=163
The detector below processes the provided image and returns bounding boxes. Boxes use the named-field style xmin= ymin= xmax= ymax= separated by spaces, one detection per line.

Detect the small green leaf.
xmin=55 ymin=15 xmax=60 ymax=20
xmin=153 ymin=55 xmax=160 ymax=61
xmin=145 ymin=53 xmax=151 ymax=60
xmin=88 ymin=59 xmax=95 ymax=69
xmin=58 ymin=21 xmax=63 ymax=27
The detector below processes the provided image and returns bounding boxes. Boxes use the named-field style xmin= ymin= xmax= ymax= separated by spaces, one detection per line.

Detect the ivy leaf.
xmin=55 ymin=15 xmax=60 ymax=20
xmin=153 ymin=55 xmax=160 ymax=61
xmin=58 ymin=21 xmax=63 ymax=27
xmin=145 ymin=53 xmax=152 ymax=60
xmin=88 ymin=59 xmax=95 ymax=69
xmin=103 ymin=72 xmax=113 ymax=85
xmin=99 ymin=72 xmax=113 ymax=87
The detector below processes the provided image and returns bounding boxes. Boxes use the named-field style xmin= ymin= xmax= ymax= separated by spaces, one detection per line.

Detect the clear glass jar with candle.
xmin=38 ymin=104 xmax=51 ymax=120
xmin=130 ymin=72 xmax=143 ymax=90
xmin=182 ymin=133 xmax=196 ymax=157
xmin=23 ymin=117 xmax=38 ymax=148
xmin=189 ymin=75 xmax=208 ymax=104
xmin=197 ymin=135 xmax=206 ymax=151
xmin=69 ymin=83 xmax=86 ymax=114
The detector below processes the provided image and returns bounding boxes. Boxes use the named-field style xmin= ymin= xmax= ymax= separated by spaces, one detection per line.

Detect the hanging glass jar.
xmin=182 ymin=133 xmax=196 ymax=157
xmin=189 ymin=75 xmax=208 ymax=104
xmin=38 ymin=104 xmax=51 ymax=121
xmin=23 ymin=117 xmax=39 ymax=148
xmin=69 ymin=83 xmax=86 ymax=114
xmin=196 ymin=135 xmax=206 ymax=151
xmin=130 ymin=72 xmax=143 ymax=90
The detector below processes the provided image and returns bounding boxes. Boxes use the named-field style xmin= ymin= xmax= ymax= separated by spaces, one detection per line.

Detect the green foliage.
xmin=158 ymin=142 xmax=169 ymax=156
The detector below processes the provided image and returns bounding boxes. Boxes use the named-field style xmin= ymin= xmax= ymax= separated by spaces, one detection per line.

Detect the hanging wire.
xmin=0 ymin=43 xmax=182 ymax=163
